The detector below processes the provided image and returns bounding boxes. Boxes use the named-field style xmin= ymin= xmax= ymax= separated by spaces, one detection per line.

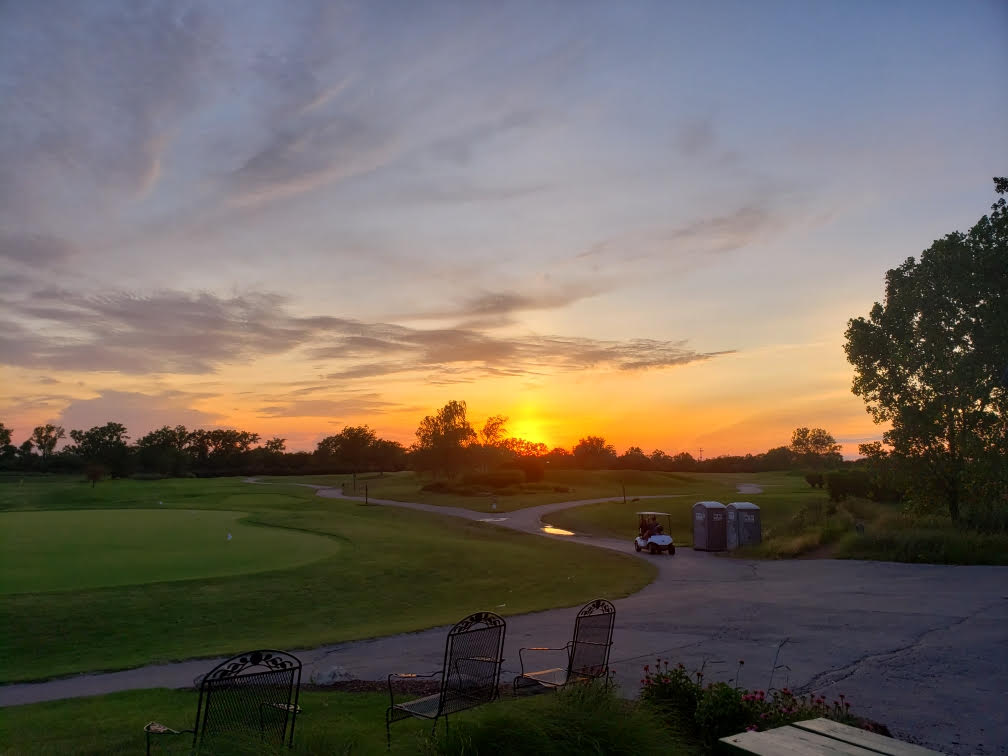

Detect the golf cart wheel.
xmin=649 ymin=543 xmax=659 ymax=555
xmin=668 ymin=545 xmax=676 ymax=555
xmin=634 ymin=541 xmax=641 ymax=552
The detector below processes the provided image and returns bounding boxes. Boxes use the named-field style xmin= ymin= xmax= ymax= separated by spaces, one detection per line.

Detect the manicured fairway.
xmin=1 ymin=509 xmax=341 ymax=594
xmin=0 ymin=476 xmax=654 ymax=683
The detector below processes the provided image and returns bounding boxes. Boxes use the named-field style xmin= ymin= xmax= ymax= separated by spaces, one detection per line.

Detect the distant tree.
xmin=412 ymin=400 xmax=476 ymax=478
xmin=649 ymin=449 xmax=672 ymax=470
xmin=68 ymin=422 xmax=131 ymax=477
xmin=500 ymin=437 xmax=549 ymax=458
xmin=136 ymin=425 xmax=191 ymax=476
xmin=845 ymin=179 xmax=1008 ymax=520
xmin=790 ymin=427 xmax=842 ymax=469
xmin=264 ymin=437 xmax=286 ymax=454
xmin=0 ymin=422 xmax=15 ymax=463
xmin=479 ymin=415 xmax=508 ymax=446
xmin=317 ymin=425 xmax=378 ymax=489
xmin=85 ymin=464 xmax=106 ymax=488
xmin=572 ymin=435 xmax=617 ymax=469
xmin=30 ymin=424 xmax=65 ymax=464
xmin=669 ymin=451 xmax=697 ymax=472
xmin=371 ymin=438 xmax=407 ymax=476
xmin=617 ymin=445 xmax=651 ymax=470
xmin=544 ymin=446 xmax=574 ymax=468
xmin=761 ymin=445 xmax=796 ymax=471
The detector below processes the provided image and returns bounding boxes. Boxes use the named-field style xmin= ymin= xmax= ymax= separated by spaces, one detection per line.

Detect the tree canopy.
xmin=844 ymin=178 xmax=1008 ymax=519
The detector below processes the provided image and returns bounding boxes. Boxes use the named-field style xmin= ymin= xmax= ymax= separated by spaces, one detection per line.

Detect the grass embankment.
xmin=0 ymin=684 xmax=685 ymax=756
xmin=0 ymin=476 xmax=653 ymax=682
xmin=547 ymin=471 xmax=820 ymax=547
xmin=260 ymin=469 xmax=716 ymax=513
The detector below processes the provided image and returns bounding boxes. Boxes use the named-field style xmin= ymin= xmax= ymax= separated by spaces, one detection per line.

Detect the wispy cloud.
xmin=2 ymin=287 xmax=732 ymax=381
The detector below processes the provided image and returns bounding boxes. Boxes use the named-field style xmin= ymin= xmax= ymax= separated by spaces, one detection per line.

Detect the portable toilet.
xmin=726 ymin=502 xmax=762 ymax=549
xmin=692 ymin=501 xmax=727 ymax=551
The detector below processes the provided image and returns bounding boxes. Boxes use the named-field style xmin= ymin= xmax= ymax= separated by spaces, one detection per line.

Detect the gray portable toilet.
xmin=692 ymin=501 xmax=727 ymax=551
xmin=726 ymin=502 xmax=762 ymax=549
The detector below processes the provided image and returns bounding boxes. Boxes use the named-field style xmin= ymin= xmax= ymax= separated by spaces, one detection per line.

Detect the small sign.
xmin=712 ymin=513 xmax=723 ymax=521
xmin=743 ymin=513 xmax=755 ymax=522
xmin=695 ymin=512 xmax=705 ymax=520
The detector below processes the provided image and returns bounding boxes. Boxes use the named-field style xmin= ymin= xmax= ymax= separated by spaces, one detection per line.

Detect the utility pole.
xmin=699 ymin=447 xmax=704 ymax=462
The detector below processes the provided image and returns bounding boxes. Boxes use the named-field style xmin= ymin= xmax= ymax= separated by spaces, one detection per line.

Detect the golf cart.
xmin=635 ymin=512 xmax=675 ymax=555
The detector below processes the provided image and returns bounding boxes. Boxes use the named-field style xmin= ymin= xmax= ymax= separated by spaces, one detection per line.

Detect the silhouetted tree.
xmin=790 ymin=427 xmax=842 ymax=469
xmin=68 ymin=422 xmax=131 ymax=477
xmin=845 ymin=179 xmax=1008 ymax=520
xmin=30 ymin=424 xmax=65 ymax=465
xmin=412 ymin=400 xmax=476 ymax=478
xmin=572 ymin=435 xmax=617 ymax=469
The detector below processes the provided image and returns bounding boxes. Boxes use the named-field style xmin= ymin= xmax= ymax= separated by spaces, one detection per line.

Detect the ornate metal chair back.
xmin=441 ymin=611 xmax=506 ymax=711
xmin=568 ymin=599 xmax=615 ymax=680
xmin=193 ymin=649 xmax=302 ymax=752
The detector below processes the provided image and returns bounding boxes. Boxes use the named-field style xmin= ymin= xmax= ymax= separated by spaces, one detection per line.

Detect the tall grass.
xmin=433 ymin=681 xmax=687 ymax=756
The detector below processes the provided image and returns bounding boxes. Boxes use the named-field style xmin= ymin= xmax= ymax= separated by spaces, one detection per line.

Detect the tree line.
xmin=0 ymin=411 xmax=841 ymax=483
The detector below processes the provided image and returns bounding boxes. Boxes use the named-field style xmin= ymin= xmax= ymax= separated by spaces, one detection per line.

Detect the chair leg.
xmin=385 ymin=708 xmax=392 ymax=751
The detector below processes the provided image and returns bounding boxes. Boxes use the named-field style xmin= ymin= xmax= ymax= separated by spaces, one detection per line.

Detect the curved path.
xmin=3 ymin=485 xmax=1006 ymax=754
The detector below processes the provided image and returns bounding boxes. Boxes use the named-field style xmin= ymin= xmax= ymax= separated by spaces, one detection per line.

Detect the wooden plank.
xmin=719 ymin=726 xmax=882 ymax=755
xmin=791 ymin=719 xmax=943 ymax=756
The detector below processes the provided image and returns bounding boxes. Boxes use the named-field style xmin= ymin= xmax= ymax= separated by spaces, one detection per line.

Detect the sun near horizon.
xmin=2 ymin=2 xmax=1005 ymax=460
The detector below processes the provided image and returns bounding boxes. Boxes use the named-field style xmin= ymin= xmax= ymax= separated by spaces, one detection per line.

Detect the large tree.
xmin=572 ymin=435 xmax=617 ymax=469
xmin=68 ymin=422 xmax=131 ymax=477
xmin=316 ymin=425 xmax=378 ymax=488
xmin=412 ymin=400 xmax=476 ymax=478
xmin=30 ymin=424 xmax=65 ymax=463
xmin=844 ymin=179 xmax=1008 ymax=520
xmin=789 ymin=427 xmax=842 ymax=469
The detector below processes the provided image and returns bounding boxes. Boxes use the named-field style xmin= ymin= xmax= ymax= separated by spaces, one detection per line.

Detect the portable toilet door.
xmin=728 ymin=502 xmax=761 ymax=546
xmin=726 ymin=507 xmax=739 ymax=550
xmin=693 ymin=501 xmax=727 ymax=551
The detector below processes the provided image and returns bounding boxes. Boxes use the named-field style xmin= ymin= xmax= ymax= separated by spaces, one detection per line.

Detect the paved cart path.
xmin=3 ymin=485 xmax=1006 ymax=754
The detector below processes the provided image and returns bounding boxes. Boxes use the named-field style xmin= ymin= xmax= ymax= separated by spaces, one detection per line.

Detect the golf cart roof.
xmin=636 ymin=511 xmax=671 ymax=516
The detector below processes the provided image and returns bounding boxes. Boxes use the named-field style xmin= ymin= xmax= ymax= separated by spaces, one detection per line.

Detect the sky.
xmin=1 ymin=1 xmax=1006 ymax=457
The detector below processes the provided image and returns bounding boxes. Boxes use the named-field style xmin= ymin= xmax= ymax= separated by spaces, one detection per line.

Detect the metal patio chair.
xmin=385 ymin=611 xmax=506 ymax=748
xmin=144 ymin=649 xmax=301 ymax=754
xmin=513 ymin=598 xmax=615 ymax=693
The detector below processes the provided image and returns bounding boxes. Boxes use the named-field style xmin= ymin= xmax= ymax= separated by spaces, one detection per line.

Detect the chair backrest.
xmin=568 ymin=599 xmax=615 ymax=680
xmin=193 ymin=649 xmax=301 ymax=752
xmin=440 ymin=612 xmax=506 ymax=713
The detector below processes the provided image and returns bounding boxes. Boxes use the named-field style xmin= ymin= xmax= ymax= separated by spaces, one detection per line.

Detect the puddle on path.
xmin=541 ymin=525 xmax=575 ymax=536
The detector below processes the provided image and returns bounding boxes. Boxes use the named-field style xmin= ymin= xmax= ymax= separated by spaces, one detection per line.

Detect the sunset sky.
xmin=2 ymin=1 xmax=1006 ymax=457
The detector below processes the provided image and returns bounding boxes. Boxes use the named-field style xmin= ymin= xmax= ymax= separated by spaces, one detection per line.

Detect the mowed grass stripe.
xmin=0 ymin=509 xmax=342 ymax=594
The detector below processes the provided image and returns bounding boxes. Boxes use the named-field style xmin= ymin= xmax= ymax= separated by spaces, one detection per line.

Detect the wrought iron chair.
xmin=386 ymin=611 xmax=506 ymax=748
xmin=513 ymin=598 xmax=615 ymax=694
xmin=144 ymin=649 xmax=301 ymax=755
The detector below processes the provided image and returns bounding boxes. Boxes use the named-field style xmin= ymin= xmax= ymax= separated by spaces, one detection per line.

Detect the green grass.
xmin=0 ymin=509 xmax=341 ymax=593
xmin=0 ymin=476 xmax=654 ymax=683
xmin=0 ymin=684 xmax=688 ymax=756
xmin=260 ymin=469 xmax=718 ymax=512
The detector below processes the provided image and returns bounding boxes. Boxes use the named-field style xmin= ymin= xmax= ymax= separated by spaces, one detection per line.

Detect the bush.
xmin=640 ymin=658 xmax=875 ymax=749
xmin=434 ymin=680 xmax=673 ymax=755
xmin=462 ymin=469 xmax=526 ymax=488
xmin=804 ymin=472 xmax=825 ymax=489
xmin=827 ymin=471 xmax=871 ymax=501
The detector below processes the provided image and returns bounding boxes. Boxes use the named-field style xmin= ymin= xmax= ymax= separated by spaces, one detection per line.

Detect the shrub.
xmin=640 ymin=658 xmax=874 ymax=748
xmin=462 ymin=469 xmax=525 ymax=488
xmin=435 ymin=680 xmax=672 ymax=755
xmin=804 ymin=472 xmax=825 ymax=489
xmin=826 ymin=471 xmax=871 ymax=501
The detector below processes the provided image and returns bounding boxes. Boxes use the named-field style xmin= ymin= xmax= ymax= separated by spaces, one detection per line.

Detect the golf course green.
xmin=1 ymin=509 xmax=341 ymax=594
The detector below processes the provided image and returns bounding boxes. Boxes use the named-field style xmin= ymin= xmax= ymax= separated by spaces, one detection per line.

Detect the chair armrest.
xmin=387 ymin=670 xmax=442 ymax=707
